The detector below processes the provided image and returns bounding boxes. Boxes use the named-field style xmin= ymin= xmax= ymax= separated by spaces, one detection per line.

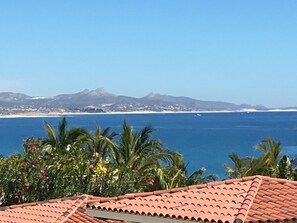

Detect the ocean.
xmin=1 ymin=112 xmax=297 ymax=179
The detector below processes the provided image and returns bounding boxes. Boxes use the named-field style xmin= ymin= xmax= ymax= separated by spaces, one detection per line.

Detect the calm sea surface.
xmin=1 ymin=112 xmax=297 ymax=179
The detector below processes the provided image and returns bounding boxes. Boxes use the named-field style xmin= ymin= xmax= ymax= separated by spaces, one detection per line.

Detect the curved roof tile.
xmin=0 ymin=195 xmax=124 ymax=223
xmin=87 ymin=175 xmax=297 ymax=223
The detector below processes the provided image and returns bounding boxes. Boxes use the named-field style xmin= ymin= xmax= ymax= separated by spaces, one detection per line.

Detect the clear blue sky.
xmin=0 ymin=1 xmax=296 ymax=108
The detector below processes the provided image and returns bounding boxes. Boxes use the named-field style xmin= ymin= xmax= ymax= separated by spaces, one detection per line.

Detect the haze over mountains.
xmin=0 ymin=88 xmax=267 ymax=115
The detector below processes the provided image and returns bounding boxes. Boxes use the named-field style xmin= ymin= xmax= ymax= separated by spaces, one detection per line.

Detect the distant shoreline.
xmin=1 ymin=109 xmax=297 ymax=118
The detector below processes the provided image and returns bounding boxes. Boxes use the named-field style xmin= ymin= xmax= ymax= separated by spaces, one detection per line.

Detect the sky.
xmin=0 ymin=1 xmax=297 ymax=108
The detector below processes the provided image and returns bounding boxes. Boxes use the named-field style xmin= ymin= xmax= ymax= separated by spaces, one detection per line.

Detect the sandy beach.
xmin=1 ymin=109 xmax=297 ymax=119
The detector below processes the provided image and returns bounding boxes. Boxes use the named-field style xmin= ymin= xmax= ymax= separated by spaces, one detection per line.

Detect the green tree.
xmin=0 ymin=139 xmax=49 ymax=205
xmin=108 ymin=121 xmax=178 ymax=193
xmin=86 ymin=125 xmax=117 ymax=159
xmin=224 ymin=153 xmax=266 ymax=178
xmin=45 ymin=144 xmax=91 ymax=198
xmin=42 ymin=117 xmax=89 ymax=155
xmin=156 ymin=152 xmax=217 ymax=189
xmin=225 ymin=137 xmax=285 ymax=179
xmin=257 ymin=137 xmax=282 ymax=177
xmin=41 ymin=117 xmax=93 ymax=198
xmin=112 ymin=120 xmax=173 ymax=172
xmin=278 ymin=155 xmax=294 ymax=179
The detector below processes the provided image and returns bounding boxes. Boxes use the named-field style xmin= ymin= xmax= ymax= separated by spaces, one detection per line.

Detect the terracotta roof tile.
xmin=0 ymin=195 xmax=124 ymax=223
xmin=87 ymin=175 xmax=297 ymax=223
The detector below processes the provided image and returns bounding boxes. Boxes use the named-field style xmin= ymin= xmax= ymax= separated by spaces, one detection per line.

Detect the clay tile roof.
xmin=0 ymin=195 xmax=124 ymax=223
xmin=87 ymin=175 xmax=297 ymax=223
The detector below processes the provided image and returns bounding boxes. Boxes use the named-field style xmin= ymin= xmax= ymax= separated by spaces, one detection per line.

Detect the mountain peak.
xmin=145 ymin=92 xmax=162 ymax=98
xmin=79 ymin=88 xmax=114 ymax=97
xmin=93 ymin=88 xmax=109 ymax=95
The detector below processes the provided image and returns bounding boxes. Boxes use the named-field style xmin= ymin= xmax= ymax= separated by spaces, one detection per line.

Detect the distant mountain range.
xmin=0 ymin=88 xmax=268 ymax=115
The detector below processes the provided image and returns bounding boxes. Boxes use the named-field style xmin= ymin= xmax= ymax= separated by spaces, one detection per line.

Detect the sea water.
xmin=1 ymin=112 xmax=297 ymax=179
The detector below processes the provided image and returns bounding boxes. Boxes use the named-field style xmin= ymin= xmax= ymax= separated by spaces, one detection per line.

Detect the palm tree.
xmin=224 ymin=153 xmax=269 ymax=179
xmin=256 ymin=137 xmax=282 ymax=177
xmin=186 ymin=167 xmax=217 ymax=185
xmin=112 ymin=121 xmax=173 ymax=171
xmin=225 ymin=153 xmax=254 ymax=178
xmin=157 ymin=152 xmax=217 ymax=189
xmin=42 ymin=117 xmax=89 ymax=155
xmin=86 ymin=125 xmax=117 ymax=159
xmin=224 ymin=137 xmax=283 ymax=179
xmin=41 ymin=117 xmax=94 ymax=198
xmin=156 ymin=152 xmax=186 ymax=189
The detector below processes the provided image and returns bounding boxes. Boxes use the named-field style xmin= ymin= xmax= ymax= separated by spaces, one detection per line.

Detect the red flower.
xmin=37 ymin=156 xmax=42 ymax=161
xmin=24 ymin=183 xmax=30 ymax=189
xmin=132 ymin=179 xmax=137 ymax=184
xmin=40 ymin=169 xmax=45 ymax=175
xmin=32 ymin=164 xmax=36 ymax=169
xmin=149 ymin=179 xmax=154 ymax=186
xmin=15 ymin=195 xmax=20 ymax=199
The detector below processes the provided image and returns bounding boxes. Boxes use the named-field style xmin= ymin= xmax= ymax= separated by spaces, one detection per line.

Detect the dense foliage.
xmin=2 ymin=118 xmax=296 ymax=206
xmin=224 ymin=137 xmax=297 ymax=179
xmin=0 ymin=118 xmax=215 ymax=205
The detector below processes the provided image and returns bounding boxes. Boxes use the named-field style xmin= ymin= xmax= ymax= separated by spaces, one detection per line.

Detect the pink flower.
xmin=32 ymin=164 xmax=36 ymax=169
xmin=149 ymin=179 xmax=154 ymax=186
xmin=37 ymin=156 xmax=42 ymax=161
xmin=24 ymin=183 xmax=30 ymax=189
xmin=15 ymin=195 xmax=20 ymax=199
xmin=40 ymin=169 xmax=45 ymax=175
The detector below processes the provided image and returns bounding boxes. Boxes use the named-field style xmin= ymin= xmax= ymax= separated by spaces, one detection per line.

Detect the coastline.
xmin=1 ymin=109 xmax=297 ymax=118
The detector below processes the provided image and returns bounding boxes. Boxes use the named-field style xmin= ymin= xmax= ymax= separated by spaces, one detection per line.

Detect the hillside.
xmin=0 ymin=88 xmax=267 ymax=115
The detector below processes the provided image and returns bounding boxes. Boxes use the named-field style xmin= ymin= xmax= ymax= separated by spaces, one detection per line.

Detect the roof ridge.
xmin=235 ymin=175 xmax=263 ymax=223
xmin=86 ymin=177 xmax=265 ymax=206
xmin=56 ymin=195 xmax=87 ymax=223
xmin=0 ymin=195 xmax=86 ymax=211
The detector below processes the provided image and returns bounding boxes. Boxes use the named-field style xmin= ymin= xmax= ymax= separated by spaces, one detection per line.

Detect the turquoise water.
xmin=1 ymin=112 xmax=297 ymax=178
